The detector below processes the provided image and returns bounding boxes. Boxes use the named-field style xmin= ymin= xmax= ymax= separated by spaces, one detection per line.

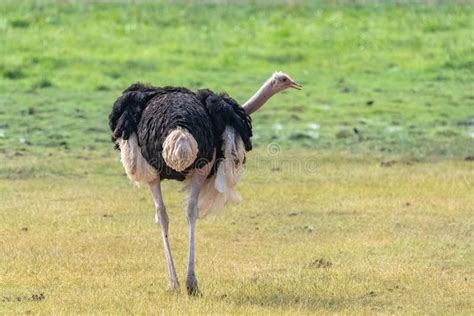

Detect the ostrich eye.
xmin=282 ymin=78 xmax=287 ymax=82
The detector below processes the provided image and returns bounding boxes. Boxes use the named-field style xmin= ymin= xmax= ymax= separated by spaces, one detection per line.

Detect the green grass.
xmin=1 ymin=0 xmax=473 ymax=314
xmin=1 ymin=151 xmax=473 ymax=314
xmin=0 ymin=0 xmax=473 ymax=158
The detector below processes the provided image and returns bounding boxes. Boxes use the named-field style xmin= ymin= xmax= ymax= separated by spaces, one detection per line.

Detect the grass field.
xmin=1 ymin=151 xmax=473 ymax=314
xmin=1 ymin=0 xmax=473 ymax=314
xmin=1 ymin=0 xmax=473 ymax=157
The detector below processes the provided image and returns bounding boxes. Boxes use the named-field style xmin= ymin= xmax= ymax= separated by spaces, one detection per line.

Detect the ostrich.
xmin=109 ymin=71 xmax=301 ymax=295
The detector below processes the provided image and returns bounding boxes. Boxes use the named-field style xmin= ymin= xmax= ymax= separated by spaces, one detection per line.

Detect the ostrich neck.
xmin=243 ymin=79 xmax=277 ymax=115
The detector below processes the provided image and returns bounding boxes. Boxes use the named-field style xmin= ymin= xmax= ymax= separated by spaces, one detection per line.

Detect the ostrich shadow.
xmin=211 ymin=282 xmax=375 ymax=312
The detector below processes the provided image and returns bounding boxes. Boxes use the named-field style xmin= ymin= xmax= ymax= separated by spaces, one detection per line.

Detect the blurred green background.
xmin=1 ymin=0 xmax=473 ymax=160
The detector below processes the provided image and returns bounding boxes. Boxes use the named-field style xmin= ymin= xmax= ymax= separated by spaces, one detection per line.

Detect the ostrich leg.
xmin=149 ymin=177 xmax=179 ymax=290
xmin=185 ymin=153 xmax=215 ymax=295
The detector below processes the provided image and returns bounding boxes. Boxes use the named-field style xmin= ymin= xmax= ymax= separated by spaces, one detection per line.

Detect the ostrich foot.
xmin=186 ymin=276 xmax=201 ymax=296
xmin=166 ymin=281 xmax=180 ymax=293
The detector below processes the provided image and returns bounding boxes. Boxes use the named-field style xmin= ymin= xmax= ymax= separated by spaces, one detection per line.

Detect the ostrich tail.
xmin=163 ymin=127 xmax=198 ymax=172
xmin=188 ymin=126 xmax=245 ymax=219
xmin=118 ymin=133 xmax=158 ymax=184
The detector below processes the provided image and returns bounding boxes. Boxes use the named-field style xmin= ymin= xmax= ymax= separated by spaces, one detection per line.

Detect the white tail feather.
xmin=163 ymin=127 xmax=198 ymax=172
xmin=118 ymin=133 xmax=158 ymax=184
xmin=185 ymin=126 xmax=246 ymax=219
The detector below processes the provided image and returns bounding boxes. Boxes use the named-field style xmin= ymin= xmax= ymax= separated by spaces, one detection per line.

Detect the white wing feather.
xmin=185 ymin=126 xmax=246 ymax=218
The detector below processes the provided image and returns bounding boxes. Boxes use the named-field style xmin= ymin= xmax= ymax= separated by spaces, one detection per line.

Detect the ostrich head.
xmin=269 ymin=71 xmax=302 ymax=93
xmin=243 ymin=71 xmax=302 ymax=115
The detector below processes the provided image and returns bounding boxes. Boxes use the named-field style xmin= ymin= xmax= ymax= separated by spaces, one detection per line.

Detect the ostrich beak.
xmin=290 ymin=81 xmax=302 ymax=90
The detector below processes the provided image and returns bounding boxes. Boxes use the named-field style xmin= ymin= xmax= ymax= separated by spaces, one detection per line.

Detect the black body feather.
xmin=109 ymin=83 xmax=160 ymax=142
xmin=196 ymin=89 xmax=252 ymax=175
xmin=109 ymin=83 xmax=252 ymax=181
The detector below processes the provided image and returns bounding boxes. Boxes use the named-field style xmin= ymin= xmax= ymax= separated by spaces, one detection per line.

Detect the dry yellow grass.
xmin=1 ymin=150 xmax=473 ymax=314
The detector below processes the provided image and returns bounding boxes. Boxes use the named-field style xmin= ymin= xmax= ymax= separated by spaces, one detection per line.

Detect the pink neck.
xmin=243 ymin=79 xmax=277 ymax=115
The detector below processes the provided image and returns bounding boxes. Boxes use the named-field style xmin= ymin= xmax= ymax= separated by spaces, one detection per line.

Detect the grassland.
xmin=1 ymin=0 xmax=473 ymax=314
xmin=1 ymin=151 xmax=473 ymax=314
xmin=0 ymin=0 xmax=473 ymax=157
